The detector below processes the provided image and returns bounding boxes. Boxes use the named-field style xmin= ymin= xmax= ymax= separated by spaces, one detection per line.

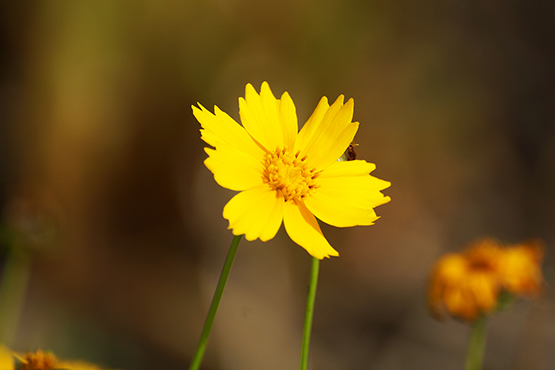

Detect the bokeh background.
xmin=1 ymin=1 xmax=554 ymax=369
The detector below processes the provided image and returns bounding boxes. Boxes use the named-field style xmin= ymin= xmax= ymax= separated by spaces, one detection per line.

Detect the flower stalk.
xmin=465 ymin=317 xmax=488 ymax=370
xmin=0 ymin=247 xmax=31 ymax=346
xmin=300 ymin=256 xmax=320 ymax=370
xmin=189 ymin=234 xmax=243 ymax=370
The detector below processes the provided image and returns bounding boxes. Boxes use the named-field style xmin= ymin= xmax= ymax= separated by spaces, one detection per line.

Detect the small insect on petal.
xmin=338 ymin=143 xmax=358 ymax=162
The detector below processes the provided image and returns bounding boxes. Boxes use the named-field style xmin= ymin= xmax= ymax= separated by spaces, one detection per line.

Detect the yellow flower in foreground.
xmin=193 ymin=82 xmax=390 ymax=259
xmin=428 ymin=238 xmax=545 ymax=322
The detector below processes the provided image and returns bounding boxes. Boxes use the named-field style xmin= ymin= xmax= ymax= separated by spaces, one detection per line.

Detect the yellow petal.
xmin=498 ymin=242 xmax=544 ymax=296
xmin=297 ymin=96 xmax=358 ymax=170
xmin=239 ymin=82 xmax=296 ymax=152
xmin=468 ymin=275 xmax=498 ymax=312
xmin=317 ymin=173 xmax=391 ymax=207
xmin=304 ymin=161 xmax=390 ymax=227
xmin=0 ymin=344 xmax=12 ymax=369
xmin=204 ymin=144 xmax=264 ymax=191
xmin=192 ymin=104 xmax=261 ymax=157
xmin=304 ymin=195 xmax=379 ymax=227
xmin=223 ymin=185 xmax=284 ymax=242
xmin=319 ymin=159 xmax=375 ymax=177
xmin=57 ymin=360 xmax=109 ymax=370
xmin=277 ymin=90 xmax=298 ymax=149
xmin=283 ymin=200 xmax=339 ymax=259
xmin=444 ymin=288 xmax=477 ymax=321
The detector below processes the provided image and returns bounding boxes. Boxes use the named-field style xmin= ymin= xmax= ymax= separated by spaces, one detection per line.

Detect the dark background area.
xmin=0 ymin=1 xmax=554 ymax=369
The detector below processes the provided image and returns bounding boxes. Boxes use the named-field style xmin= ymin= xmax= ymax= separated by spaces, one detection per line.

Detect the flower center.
xmin=263 ymin=148 xmax=320 ymax=201
xmin=21 ymin=349 xmax=57 ymax=370
xmin=469 ymin=258 xmax=497 ymax=273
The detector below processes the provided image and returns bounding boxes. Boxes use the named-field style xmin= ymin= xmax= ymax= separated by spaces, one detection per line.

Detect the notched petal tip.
xmin=260 ymin=81 xmax=276 ymax=98
xmin=322 ymin=249 xmax=340 ymax=259
xmin=244 ymin=83 xmax=258 ymax=99
xmin=331 ymin=94 xmax=345 ymax=106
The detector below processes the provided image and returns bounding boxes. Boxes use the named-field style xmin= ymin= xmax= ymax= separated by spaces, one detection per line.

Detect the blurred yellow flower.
xmin=428 ymin=239 xmax=503 ymax=321
xmin=0 ymin=345 xmax=118 ymax=370
xmin=193 ymin=82 xmax=390 ymax=259
xmin=18 ymin=349 xmax=56 ymax=370
xmin=428 ymin=238 xmax=544 ymax=322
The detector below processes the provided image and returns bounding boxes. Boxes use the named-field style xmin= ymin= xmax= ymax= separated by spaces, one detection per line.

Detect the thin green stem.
xmin=0 ymin=247 xmax=31 ymax=346
xmin=300 ymin=256 xmax=320 ymax=370
xmin=465 ymin=317 xmax=488 ymax=370
xmin=189 ymin=234 xmax=242 ymax=370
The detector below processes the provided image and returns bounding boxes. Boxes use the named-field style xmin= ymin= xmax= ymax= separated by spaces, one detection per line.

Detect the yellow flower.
xmin=428 ymin=239 xmax=503 ymax=321
xmin=0 ymin=345 xmax=118 ymax=370
xmin=18 ymin=349 xmax=57 ymax=370
xmin=498 ymin=240 xmax=544 ymax=296
xmin=193 ymin=82 xmax=390 ymax=259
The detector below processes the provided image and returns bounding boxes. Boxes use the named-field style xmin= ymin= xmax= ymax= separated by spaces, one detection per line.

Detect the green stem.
xmin=300 ymin=256 xmax=320 ymax=370
xmin=465 ymin=317 xmax=488 ymax=370
xmin=0 ymin=247 xmax=31 ymax=346
xmin=189 ymin=234 xmax=242 ymax=370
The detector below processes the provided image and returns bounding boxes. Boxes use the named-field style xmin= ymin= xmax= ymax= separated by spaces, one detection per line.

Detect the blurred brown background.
xmin=1 ymin=1 xmax=554 ymax=369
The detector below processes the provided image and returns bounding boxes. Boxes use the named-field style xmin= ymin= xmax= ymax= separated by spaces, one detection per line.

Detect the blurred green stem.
xmin=0 ymin=247 xmax=31 ymax=346
xmin=465 ymin=317 xmax=488 ymax=370
xmin=189 ymin=234 xmax=242 ymax=370
xmin=300 ymin=256 xmax=320 ymax=370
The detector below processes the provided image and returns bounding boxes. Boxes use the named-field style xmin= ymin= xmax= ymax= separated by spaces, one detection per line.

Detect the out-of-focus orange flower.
xmin=18 ymin=349 xmax=57 ymax=370
xmin=428 ymin=238 xmax=545 ymax=322
xmin=428 ymin=239 xmax=503 ymax=321
xmin=0 ymin=344 xmax=119 ymax=370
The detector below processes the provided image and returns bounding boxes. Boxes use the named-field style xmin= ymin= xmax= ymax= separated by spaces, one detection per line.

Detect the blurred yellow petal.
xmin=283 ymin=200 xmax=338 ymax=259
xmin=499 ymin=241 xmax=544 ymax=296
xmin=223 ymin=184 xmax=284 ymax=242
xmin=427 ymin=254 xmax=467 ymax=319
xmin=57 ymin=360 xmax=111 ymax=370
xmin=468 ymin=275 xmax=499 ymax=312
xmin=0 ymin=344 xmax=13 ymax=369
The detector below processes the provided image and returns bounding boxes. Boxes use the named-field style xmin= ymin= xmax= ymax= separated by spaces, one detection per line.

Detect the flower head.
xmin=428 ymin=239 xmax=503 ymax=321
xmin=428 ymin=238 xmax=545 ymax=322
xmin=0 ymin=345 xmax=116 ymax=370
xmin=193 ymin=82 xmax=390 ymax=259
